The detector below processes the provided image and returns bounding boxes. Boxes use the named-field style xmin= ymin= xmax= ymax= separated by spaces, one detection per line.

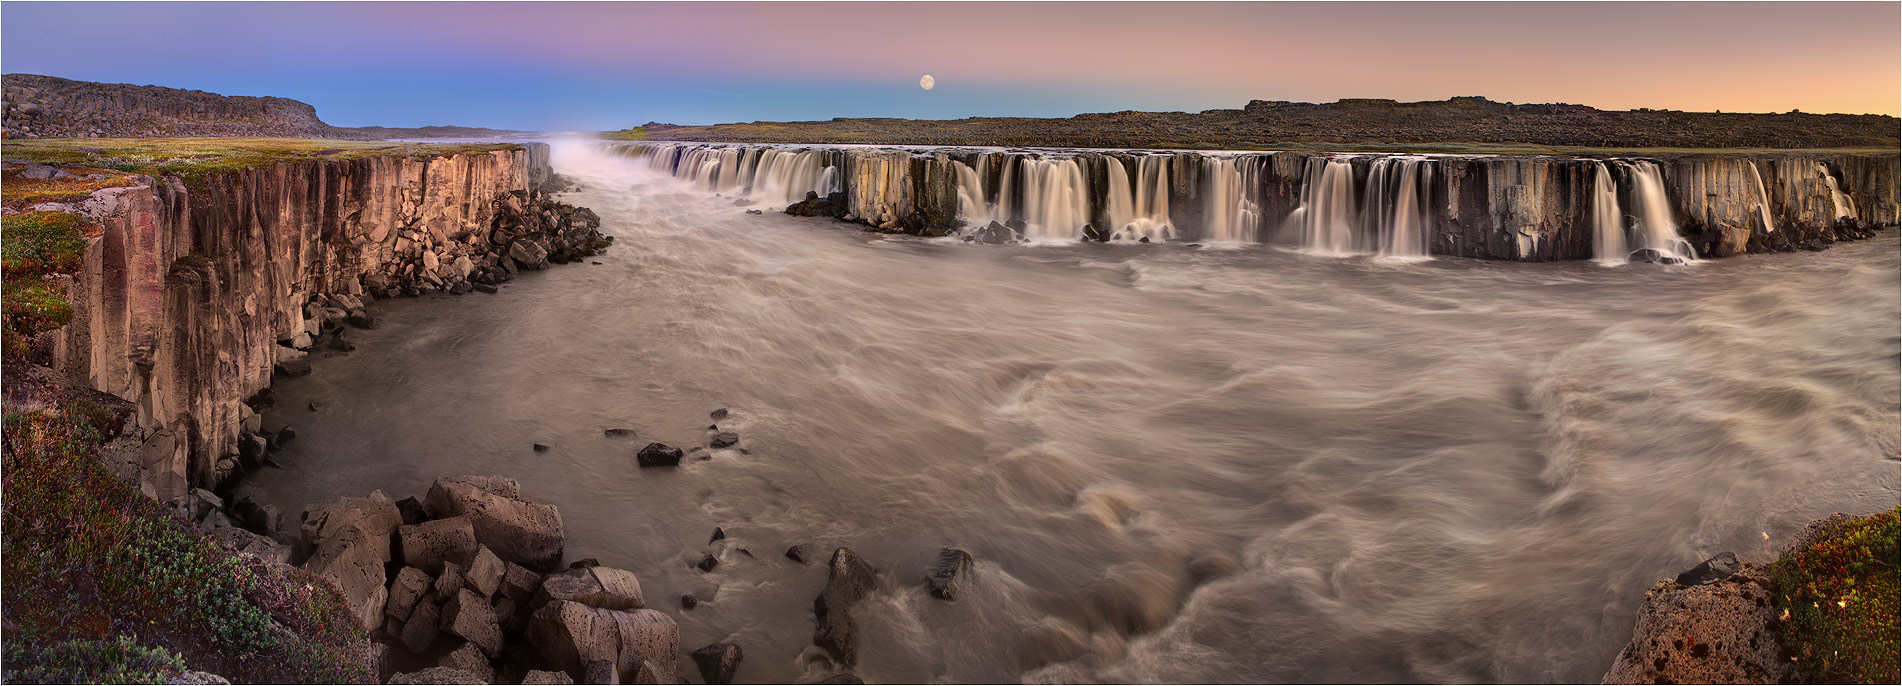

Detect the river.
xmin=239 ymin=140 xmax=1901 ymax=684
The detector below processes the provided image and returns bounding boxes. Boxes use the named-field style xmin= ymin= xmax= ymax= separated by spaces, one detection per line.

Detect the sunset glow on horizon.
xmin=2 ymin=1 xmax=1896 ymax=130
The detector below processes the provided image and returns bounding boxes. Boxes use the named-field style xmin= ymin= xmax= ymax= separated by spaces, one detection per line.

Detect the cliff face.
xmin=1 ymin=74 xmax=518 ymax=140
xmin=49 ymin=144 xmax=604 ymax=500
xmin=618 ymin=142 xmax=1898 ymax=261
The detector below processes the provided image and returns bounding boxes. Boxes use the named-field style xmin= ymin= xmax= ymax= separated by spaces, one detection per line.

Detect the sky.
xmin=2 ymin=1 xmax=1897 ymax=130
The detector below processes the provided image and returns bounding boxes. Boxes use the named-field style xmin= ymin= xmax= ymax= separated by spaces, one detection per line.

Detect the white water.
xmin=618 ymin=143 xmax=839 ymax=207
xmin=1625 ymin=161 xmax=1698 ymax=263
xmin=1820 ymin=163 xmax=1859 ymax=221
xmin=1015 ymin=157 xmax=1093 ymax=241
xmin=1592 ymin=163 xmax=1629 ymax=266
xmin=1746 ymin=161 xmax=1777 ymax=234
xmin=953 ymin=159 xmax=992 ymax=226
xmin=1365 ymin=157 xmax=1433 ymax=258
xmin=1201 ymin=157 xmax=1260 ymax=243
xmin=1105 ymin=156 xmax=1174 ymax=241
xmin=1286 ymin=157 xmax=1360 ymax=254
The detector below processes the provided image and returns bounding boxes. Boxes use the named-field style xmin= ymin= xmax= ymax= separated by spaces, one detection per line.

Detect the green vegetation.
xmin=1770 ymin=508 xmax=1900 ymax=684
xmin=1 ymin=212 xmax=91 ymax=358
xmin=4 ymin=137 xmax=523 ymax=187
xmin=604 ymin=126 xmax=648 ymax=141
xmin=4 ymin=635 xmax=187 ymax=684
xmin=1 ymin=380 xmax=375 ymax=683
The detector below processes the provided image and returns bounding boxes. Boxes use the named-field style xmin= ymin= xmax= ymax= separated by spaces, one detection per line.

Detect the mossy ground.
xmin=0 ymin=211 xmax=92 ymax=357
xmin=1770 ymin=508 xmax=1901 ymax=684
xmin=4 ymin=137 xmax=522 ymax=192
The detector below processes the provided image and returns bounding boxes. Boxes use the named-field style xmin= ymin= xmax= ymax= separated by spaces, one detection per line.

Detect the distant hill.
xmin=632 ymin=96 xmax=1900 ymax=150
xmin=0 ymin=74 xmax=518 ymax=140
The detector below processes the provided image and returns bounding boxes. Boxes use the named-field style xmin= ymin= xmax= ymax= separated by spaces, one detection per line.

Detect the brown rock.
xmin=387 ymin=566 xmax=433 ymax=620
xmin=424 ymin=476 xmax=564 ymax=570
xmin=442 ymin=588 xmax=504 ymax=656
xmin=399 ymin=516 xmax=478 ymax=574
xmin=813 ymin=547 xmax=879 ymax=665
xmin=467 ymin=544 xmax=507 ymax=598
xmin=1602 ymin=566 xmax=1794 ymax=684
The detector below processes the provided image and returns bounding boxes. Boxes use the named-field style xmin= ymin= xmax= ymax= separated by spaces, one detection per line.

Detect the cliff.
xmin=6 ymin=142 xmax=605 ymax=501
xmin=633 ymin=96 xmax=1901 ymax=150
xmin=1 ymin=74 xmax=519 ymax=140
xmin=615 ymin=141 xmax=1898 ymax=261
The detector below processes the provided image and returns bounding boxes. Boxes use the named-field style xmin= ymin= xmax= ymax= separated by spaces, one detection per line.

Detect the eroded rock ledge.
xmin=42 ymin=143 xmax=609 ymax=501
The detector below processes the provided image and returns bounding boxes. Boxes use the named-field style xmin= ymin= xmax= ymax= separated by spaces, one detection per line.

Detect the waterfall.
xmin=1592 ymin=162 xmax=1628 ymax=265
xmin=1819 ymin=163 xmax=1858 ymax=220
xmin=1624 ymin=161 xmax=1697 ymax=263
xmin=1004 ymin=157 xmax=1091 ymax=241
xmin=1746 ymin=161 xmax=1776 ymax=233
xmin=1201 ymin=156 xmax=1259 ymax=243
xmin=613 ymin=143 xmax=840 ymax=206
xmin=953 ymin=160 xmax=992 ymax=225
xmin=1364 ymin=157 xmax=1432 ymax=258
xmin=1285 ymin=157 xmax=1359 ymax=254
xmin=1103 ymin=156 xmax=1174 ymax=241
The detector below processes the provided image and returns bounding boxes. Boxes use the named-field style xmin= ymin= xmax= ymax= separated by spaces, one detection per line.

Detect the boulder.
xmin=510 ymin=239 xmax=551 ymax=270
xmin=301 ymin=491 xmax=401 ymax=555
xmin=926 ymin=548 xmax=973 ymax=600
xmin=533 ymin=566 xmax=645 ymax=611
xmin=813 ymin=548 xmax=879 ymax=665
xmin=582 ymin=660 xmax=619 ymax=685
xmin=631 ymin=661 xmax=665 ymax=685
xmin=395 ymin=496 xmax=427 ymax=526
xmin=387 ymin=566 xmax=433 ymax=620
xmin=501 ymin=561 xmax=545 ymax=605
xmin=528 ymin=601 xmax=677 ymax=682
xmin=467 ymin=545 xmax=507 ymax=598
xmin=785 ymin=546 xmax=807 ymax=564
xmin=636 ymin=443 xmax=683 ymax=468
xmin=398 ymin=516 xmax=479 ymax=574
xmin=401 ymin=599 xmax=444 ymax=654
xmin=424 ymin=476 xmax=564 ymax=571
xmin=299 ymin=492 xmax=401 ymax=630
xmin=709 ymin=432 xmax=739 ymax=449
xmin=1602 ymin=566 xmax=1793 ymax=684
xmin=442 ymin=641 xmax=496 ymax=683
xmin=388 ymin=666 xmax=486 ymax=685
xmin=1674 ymin=551 xmax=1741 ymax=586
xmin=443 ymin=589 xmax=504 ymax=655
xmin=524 ymin=670 xmax=576 ymax=685
xmin=691 ymin=643 xmax=743 ymax=685
xmin=438 ymin=561 xmax=467 ymax=598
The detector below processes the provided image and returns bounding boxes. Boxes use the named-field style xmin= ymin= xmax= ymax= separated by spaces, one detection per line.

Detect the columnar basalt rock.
xmin=48 ymin=144 xmax=609 ymax=501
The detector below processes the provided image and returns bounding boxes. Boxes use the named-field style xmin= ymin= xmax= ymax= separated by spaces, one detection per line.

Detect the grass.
xmin=1770 ymin=508 xmax=1900 ymax=684
xmin=1 ymin=379 xmax=375 ymax=683
xmin=604 ymin=126 xmax=647 ymax=141
xmin=3 ymin=137 xmax=524 ymax=189
xmin=1 ymin=211 xmax=93 ymax=357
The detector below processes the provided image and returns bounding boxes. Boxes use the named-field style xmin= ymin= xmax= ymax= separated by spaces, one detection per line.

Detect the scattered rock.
xmin=398 ymin=516 xmax=479 ymax=574
xmin=1674 ymin=552 xmax=1742 ymax=586
xmin=709 ymin=432 xmax=739 ymax=449
xmin=534 ymin=443 xmax=551 ymax=453
xmin=387 ymin=567 xmax=433 ymax=620
xmin=401 ymin=600 xmax=444 ymax=653
xmin=527 ymin=601 xmax=678 ymax=680
xmin=785 ymin=546 xmax=807 ymax=564
xmin=636 ymin=443 xmax=684 ymax=468
xmin=533 ymin=566 xmax=646 ymax=611
xmin=926 ymin=548 xmax=973 ymax=600
xmin=709 ymin=408 xmax=729 ymax=420
xmin=604 ymin=428 xmax=637 ymax=438
xmin=443 ymin=588 xmax=505 ymax=655
xmin=709 ymin=527 xmax=726 ymax=544
xmin=274 ymin=358 xmax=313 ymax=377
xmin=569 ymin=558 xmax=601 ymax=569
xmin=813 ymin=548 xmax=879 ymax=665
xmin=501 ymin=562 xmax=545 ymax=605
xmin=424 ymin=476 xmax=565 ymax=571
xmin=467 ymin=545 xmax=507 ymax=598
xmin=441 ymin=640 xmax=496 ymax=682
xmin=691 ymin=643 xmax=743 ymax=685
xmin=816 ymin=674 xmax=864 ymax=684
xmin=696 ymin=554 xmax=719 ymax=573
xmin=680 ymin=594 xmax=697 ymax=610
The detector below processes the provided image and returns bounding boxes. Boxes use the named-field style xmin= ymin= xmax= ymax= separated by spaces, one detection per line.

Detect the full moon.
xmin=920 ymin=75 xmax=935 ymax=90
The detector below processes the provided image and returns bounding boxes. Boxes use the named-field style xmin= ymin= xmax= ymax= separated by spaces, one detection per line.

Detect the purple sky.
xmin=3 ymin=2 xmax=1897 ymax=130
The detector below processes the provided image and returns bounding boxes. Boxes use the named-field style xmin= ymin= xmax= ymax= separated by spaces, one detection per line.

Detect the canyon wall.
xmin=49 ymin=144 xmax=604 ymax=501
xmin=613 ymin=142 xmax=1897 ymax=260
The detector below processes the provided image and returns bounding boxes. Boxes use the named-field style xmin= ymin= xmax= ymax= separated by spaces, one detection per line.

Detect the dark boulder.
xmin=696 ymin=553 xmax=719 ymax=572
xmin=709 ymin=408 xmax=729 ymax=420
xmin=813 ymin=547 xmax=879 ymax=665
xmin=680 ymin=593 xmax=697 ymax=610
xmin=785 ymin=545 xmax=807 ymax=564
xmin=926 ymin=548 xmax=973 ymax=600
xmin=709 ymin=432 xmax=739 ymax=449
xmin=636 ymin=443 xmax=684 ymax=468
xmin=1674 ymin=552 xmax=1742 ymax=586
xmin=691 ymin=643 xmax=743 ymax=685
xmin=970 ymin=221 xmax=1016 ymax=244
xmin=786 ymin=191 xmax=848 ymax=218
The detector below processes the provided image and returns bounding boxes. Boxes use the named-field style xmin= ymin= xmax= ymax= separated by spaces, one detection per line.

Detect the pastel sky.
xmin=3 ymin=2 xmax=1897 ymax=130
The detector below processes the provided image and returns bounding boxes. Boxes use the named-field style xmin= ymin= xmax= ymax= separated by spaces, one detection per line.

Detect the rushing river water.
xmin=240 ymin=141 xmax=1901 ymax=684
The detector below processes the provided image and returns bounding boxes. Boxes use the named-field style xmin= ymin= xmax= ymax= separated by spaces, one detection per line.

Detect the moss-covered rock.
xmin=1770 ymin=508 xmax=1900 ymax=684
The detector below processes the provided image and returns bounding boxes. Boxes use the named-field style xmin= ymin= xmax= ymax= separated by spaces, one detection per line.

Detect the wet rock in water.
xmin=524 ymin=670 xmax=575 ymax=685
xmin=970 ymin=221 xmax=1016 ymax=244
xmin=697 ymin=553 xmax=719 ymax=572
xmin=709 ymin=408 xmax=729 ymax=420
xmin=474 ymin=283 xmax=500 ymax=294
xmin=691 ymin=643 xmax=743 ymax=685
xmin=926 ymin=548 xmax=974 ymax=600
xmin=307 ymin=399 xmax=327 ymax=412
xmin=709 ymin=432 xmax=740 ymax=449
xmin=709 ymin=527 xmax=726 ymax=543
xmin=745 ymin=209 xmax=763 ymax=215
xmin=816 ymin=674 xmax=864 ymax=684
xmin=388 ymin=667 xmax=485 ymax=685
xmin=813 ymin=547 xmax=880 ymax=665
xmin=707 ymin=424 xmax=718 ymax=431
xmin=680 ymin=593 xmax=698 ymax=610
xmin=397 ymin=516 xmax=478 ymax=574
xmin=636 ymin=443 xmax=684 ymax=468
xmin=1138 ymin=236 xmax=1150 ymax=243
xmin=424 ymin=475 xmax=565 ymax=571
xmin=569 ymin=558 xmax=601 ymax=569
xmin=528 ymin=601 xmax=678 ymax=681
xmin=346 ymin=312 xmax=380 ymax=329
xmin=270 ymin=425 xmax=297 ymax=449
xmin=273 ymin=358 xmax=312 ymax=377
xmin=604 ymin=428 xmax=637 ymax=438
xmin=1674 ymin=552 xmax=1742 ymax=586
xmin=1602 ymin=566 xmax=1792 ymax=684
xmin=785 ymin=545 xmax=807 ymax=564
xmin=534 ymin=443 xmax=551 ymax=453
xmin=326 ymin=335 xmax=356 ymax=352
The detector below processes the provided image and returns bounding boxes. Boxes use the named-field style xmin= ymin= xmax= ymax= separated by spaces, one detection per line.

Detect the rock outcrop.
xmin=44 ymin=144 xmax=608 ymax=502
xmin=1603 ymin=556 xmax=1794 ymax=684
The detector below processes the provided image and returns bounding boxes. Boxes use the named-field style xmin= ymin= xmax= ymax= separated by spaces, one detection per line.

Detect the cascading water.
xmin=616 ymin=143 xmax=840 ymax=207
xmin=1013 ymin=157 xmax=1092 ymax=241
xmin=1592 ymin=162 xmax=1629 ymax=265
xmin=953 ymin=160 xmax=992 ymax=226
xmin=1202 ymin=156 xmax=1259 ymax=243
xmin=1819 ymin=163 xmax=1859 ymax=221
xmin=1363 ymin=157 xmax=1433 ymax=258
xmin=1746 ymin=161 xmax=1776 ymax=234
xmin=1624 ymin=161 xmax=1697 ymax=263
xmin=1104 ymin=156 xmax=1174 ymax=241
xmin=1285 ymin=157 xmax=1359 ymax=254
